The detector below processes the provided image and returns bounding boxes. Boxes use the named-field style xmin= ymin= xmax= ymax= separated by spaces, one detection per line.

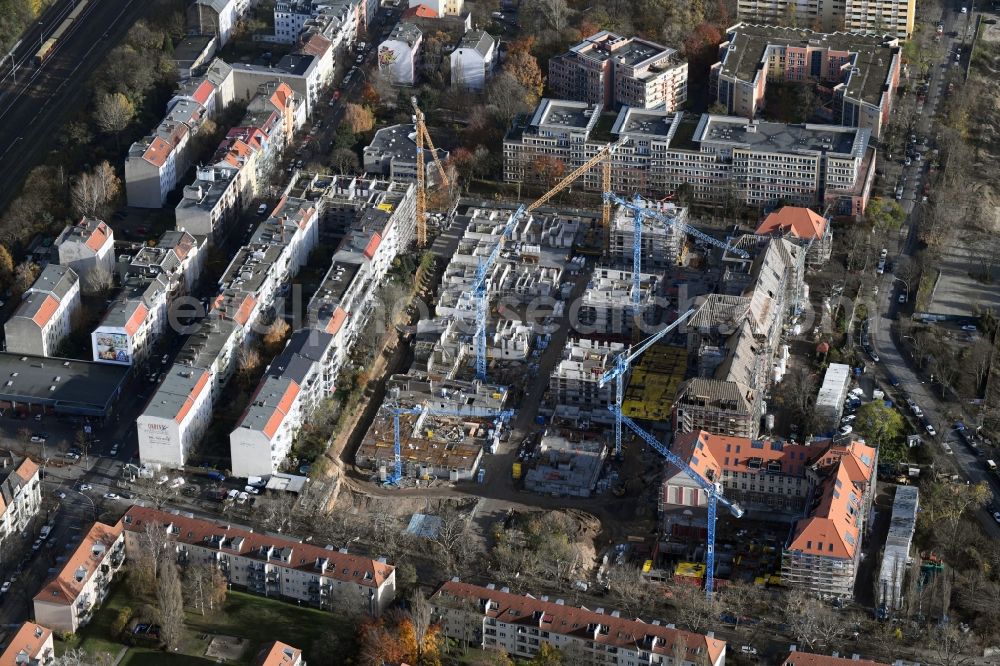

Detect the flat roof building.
xmin=0 ymin=353 xmax=129 ymax=419
xmin=877 ymin=485 xmax=918 ymax=611
xmin=363 ymin=124 xmax=449 ymax=184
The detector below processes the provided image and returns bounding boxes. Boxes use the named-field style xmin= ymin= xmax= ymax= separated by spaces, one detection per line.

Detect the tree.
xmin=410 ymin=589 xmax=435 ymax=665
xmin=263 ymin=318 xmax=290 ymax=353
xmin=528 ymin=642 xmax=563 ymax=666
xmin=330 ymin=147 xmax=360 ymax=175
xmin=855 ymin=401 xmax=905 ymax=448
xmin=530 ymin=0 xmax=571 ymax=31
xmin=604 ymin=565 xmax=654 ymax=617
xmin=669 ymin=581 xmax=718 ymax=633
xmin=12 ymin=260 xmax=39 ymax=299
xmin=503 ymin=51 xmax=544 ymax=103
xmin=783 ymin=589 xmax=846 ymax=650
xmin=867 ymin=197 xmax=906 ymax=232
xmin=156 ymin=559 xmax=185 ymax=650
xmin=94 ymin=92 xmax=135 ymax=149
xmin=0 ymin=244 xmax=13 ymax=290
xmin=529 ymin=155 xmax=566 ymax=188
xmin=236 ymin=345 xmax=262 ymax=387
xmin=343 ymin=103 xmax=375 ymax=134
xmin=431 ymin=505 xmax=472 ymax=575
xmin=485 ymin=73 xmax=532 ymax=126
xmin=70 ymin=161 xmax=121 ymax=219
xmin=924 ymin=623 xmax=977 ymax=666
xmin=111 ymin=605 xmax=132 ymax=637
xmin=84 ymin=264 xmax=115 ymax=295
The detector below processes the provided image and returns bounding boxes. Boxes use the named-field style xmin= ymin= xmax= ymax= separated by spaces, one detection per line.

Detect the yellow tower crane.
xmin=412 ymin=96 xmax=451 ymax=247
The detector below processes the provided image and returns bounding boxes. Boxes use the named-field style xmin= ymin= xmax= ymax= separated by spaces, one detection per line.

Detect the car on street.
xmin=962 ymin=324 xmax=977 ymax=332
xmin=741 ymin=646 xmax=758 ymax=655
xmin=993 ymin=511 xmax=1000 ymax=524
xmin=30 ymin=435 xmax=45 ymax=443
xmin=103 ymin=493 xmax=120 ymax=500
xmin=57 ymin=491 xmax=66 ymax=499
xmin=925 ymin=424 xmax=937 ymax=437
xmin=898 ymin=294 xmax=906 ymax=303
xmin=257 ymin=203 xmax=268 ymax=215
xmin=0 ymin=581 xmax=10 ymax=595
xmin=237 ymin=491 xmax=249 ymax=504
xmin=355 ymin=54 xmax=364 ymax=64
xmin=841 ymin=415 xmax=857 ymax=424
xmin=78 ymin=483 xmax=92 ymax=491
xmin=942 ymin=442 xmax=953 ymax=454
xmin=839 ymin=425 xmax=853 ymax=436
xmin=109 ymin=444 xmax=119 ymax=457
xmin=867 ymin=349 xmax=880 ymax=363
xmin=34 ymin=413 xmax=42 ymax=421
xmin=63 ymin=452 xmax=80 ymax=460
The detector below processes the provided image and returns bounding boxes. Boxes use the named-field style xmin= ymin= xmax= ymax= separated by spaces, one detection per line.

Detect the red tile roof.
xmin=192 ymin=79 xmax=216 ymax=106
xmin=15 ymin=457 xmax=39 ymax=484
xmin=31 ymin=295 xmax=60 ymax=327
xmin=262 ymin=380 xmax=301 ymax=439
xmin=83 ymin=220 xmax=112 ymax=252
xmin=33 ymin=522 xmax=123 ymax=607
xmin=325 ymin=307 xmax=348 ymax=335
xmin=143 ymin=136 xmax=174 ymax=168
xmin=781 ymin=651 xmax=889 ymax=666
xmin=269 ymin=83 xmax=294 ymax=113
xmin=434 ymin=581 xmax=726 ymax=664
xmin=363 ymin=232 xmax=382 ymax=260
xmin=403 ymin=4 xmax=438 ymax=17
xmin=124 ymin=303 xmax=150 ymax=336
xmin=255 ymin=641 xmax=302 ymax=666
xmin=233 ymin=294 xmax=257 ymax=326
xmin=123 ymin=506 xmax=395 ymax=587
xmin=174 ymin=370 xmax=210 ymax=424
xmin=756 ymin=207 xmax=827 ymax=240
xmin=0 ymin=622 xmax=52 ymax=666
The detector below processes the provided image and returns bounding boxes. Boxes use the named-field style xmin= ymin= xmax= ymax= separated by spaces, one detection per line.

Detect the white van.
xmin=987 ymin=459 xmax=997 ymax=472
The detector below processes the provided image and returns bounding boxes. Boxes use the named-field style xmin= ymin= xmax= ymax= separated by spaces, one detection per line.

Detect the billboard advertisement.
xmin=93 ymin=331 xmax=133 ymax=365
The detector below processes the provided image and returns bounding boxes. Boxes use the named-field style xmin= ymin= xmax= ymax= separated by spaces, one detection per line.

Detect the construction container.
xmin=512 ymin=462 xmax=522 ymax=479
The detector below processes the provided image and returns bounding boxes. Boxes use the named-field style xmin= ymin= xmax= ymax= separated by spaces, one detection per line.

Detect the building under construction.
xmin=621 ymin=344 xmax=687 ymax=421
xmin=523 ymin=429 xmax=608 ymax=498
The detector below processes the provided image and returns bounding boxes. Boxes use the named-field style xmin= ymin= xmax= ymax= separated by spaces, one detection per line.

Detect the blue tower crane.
xmin=383 ymin=401 xmax=514 ymax=486
xmin=613 ymin=409 xmax=744 ymax=597
xmin=598 ymin=308 xmax=696 ymax=458
xmin=602 ymin=192 xmax=749 ymax=314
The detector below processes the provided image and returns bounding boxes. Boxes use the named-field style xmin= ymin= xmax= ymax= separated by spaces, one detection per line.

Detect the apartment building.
xmin=122 ymin=506 xmax=396 ymax=616
xmin=711 ymin=24 xmax=902 ymax=140
xmin=661 ymin=431 xmax=876 ymax=595
xmin=0 ymin=622 xmax=54 ymax=666
xmin=91 ymin=274 xmax=169 ymax=366
xmin=676 ymin=237 xmax=805 ymax=438
xmin=363 ymin=123 xmax=450 ymax=184
xmin=782 ymin=439 xmax=877 ymax=596
xmin=755 ymin=206 xmax=833 ymax=265
xmin=549 ymin=31 xmax=688 ymax=111
xmin=736 ymin=0 xmax=916 ymax=39
xmin=187 ymin=0 xmax=252 ymax=47
xmin=4 ymin=264 xmax=80 ymax=357
xmin=781 ymin=651 xmax=894 ymax=666
xmin=125 ymin=229 xmax=204 ymax=298
xmin=125 ymin=98 xmax=210 ymax=208
xmin=609 ymin=202 xmax=686 ymax=269
xmin=548 ymin=339 xmax=626 ymax=422
xmin=577 ymin=267 xmax=660 ymax=337
xmin=0 ymin=456 xmax=42 ymax=555
xmin=409 ymin=0 xmax=463 ymax=15
xmin=230 ymin=329 xmax=336 ymax=478
xmin=175 ymin=165 xmax=244 ymax=242
xmin=53 ymin=217 xmax=115 ymax=293
xmin=378 ymin=22 xmax=422 ymax=85
xmin=504 ymin=102 xmax=875 ymax=216
xmin=450 ymin=29 xmax=495 ymax=90
xmin=255 ymin=641 xmax=305 ymax=666
xmin=275 ymin=0 xmax=362 ymax=49
xmin=815 ymin=363 xmax=852 ymax=432
xmin=431 ymin=580 xmax=727 ymax=666
xmin=32 ymin=521 xmax=126 ymax=633
xmin=137 ymin=367 xmax=214 ymax=468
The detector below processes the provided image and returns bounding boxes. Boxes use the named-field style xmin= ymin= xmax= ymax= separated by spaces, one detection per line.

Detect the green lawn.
xmin=60 ymin=582 xmax=356 ymax=664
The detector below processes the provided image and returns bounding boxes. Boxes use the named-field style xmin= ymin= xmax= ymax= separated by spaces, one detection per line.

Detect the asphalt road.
xmin=869 ymin=2 xmax=1000 ymax=538
xmin=0 ymin=0 xmax=147 ymax=215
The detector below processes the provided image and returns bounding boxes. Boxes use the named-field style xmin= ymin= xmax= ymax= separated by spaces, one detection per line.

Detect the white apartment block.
xmin=123 ymin=506 xmax=396 ymax=616
xmin=504 ymin=102 xmax=876 ymax=217
xmin=230 ymin=329 xmax=336 ymax=478
xmin=32 ymin=521 xmax=126 ymax=634
xmin=549 ymin=31 xmax=688 ymax=111
xmin=0 ymin=622 xmax=54 ymax=665
xmin=53 ymin=217 xmax=115 ymax=293
xmin=0 ymin=456 xmax=42 ymax=555
xmin=125 ymin=98 xmax=210 ymax=208
xmin=431 ymin=580 xmax=727 ymax=666
xmin=378 ymin=23 xmax=421 ymax=85
xmin=137 ymin=367 xmax=214 ymax=468
xmin=450 ymin=30 xmax=495 ymax=91
xmin=91 ymin=275 xmax=169 ymax=367
xmin=187 ymin=0 xmax=252 ymax=47
xmin=736 ymin=0 xmax=916 ymax=39
xmin=4 ymin=264 xmax=81 ymax=357
xmin=175 ymin=165 xmax=244 ymax=243
xmin=126 ymin=230 xmax=205 ymax=300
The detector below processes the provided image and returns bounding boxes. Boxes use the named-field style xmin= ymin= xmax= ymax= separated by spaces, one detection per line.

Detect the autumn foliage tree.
xmin=343 ymin=103 xmax=375 ymax=134
xmin=503 ymin=39 xmax=544 ymax=103
xmin=357 ymin=609 xmax=443 ymax=666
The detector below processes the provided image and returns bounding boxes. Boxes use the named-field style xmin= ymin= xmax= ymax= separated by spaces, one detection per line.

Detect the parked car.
xmin=109 ymin=444 xmax=119 ymax=457
xmin=925 ymin=424 xmax=937 ymax=437
xmin=962 ymin=324 xmax=978 ymax=332
xmin=103 ymin=493 xmax=120 ymax=500
xmin=78 ymin=483 xmax=92 ymax=491
xmin=257 ymin=203 xmax=268 ymax=216
xmin=0 ymin=581 xmax=10 ymax=595
xmin=839 ymin=425 xmax=853 ymax=436
xmin=898 ymin=294 xmax=906 ymax=303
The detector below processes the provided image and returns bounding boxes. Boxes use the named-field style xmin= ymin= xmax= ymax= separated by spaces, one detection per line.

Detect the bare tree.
xmin=156 ymin=558 xmax=185 ymax=650
xmin=604 ymin=565 xmax=654 ymax=617
xmin=432 ymin=505 xmax=471 ymax=575
xmin=134 ymin=475 xmax=180 ymax=511
xmin=669 ymin=582 xmax=718 ymax=634
xmin=70 ymin=161 xmax=121 ymax=218
xmin=783 ymin=589 xmax=845 ymax=650
xmin=410 ymin=588 xmax=434 ymax=663
xmin=330 ymin=147 xmax=360 ymax=174
xmin=85 ymin=264 xmax=116 ymax=295
xmin=94 ymin=92 xmax=135 ymax=149
xmin=236 ymin=345 xmax=262 ymax=387
xmin=924 ymin=623 xmax=977 ymax=666
xmin=256 ymin=493 xmax=298 ymax=534
xmin=12 ymin=260 xmax=39 ymax=299
xmin=527 ymin=0 xmax=571 ymax=31
xmin=129 ymin=521 xmax=170 ymax=596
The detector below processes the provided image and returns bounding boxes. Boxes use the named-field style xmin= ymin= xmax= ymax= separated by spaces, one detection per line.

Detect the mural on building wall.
xmin=378 ymin=45 xmax=398 ymax=69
